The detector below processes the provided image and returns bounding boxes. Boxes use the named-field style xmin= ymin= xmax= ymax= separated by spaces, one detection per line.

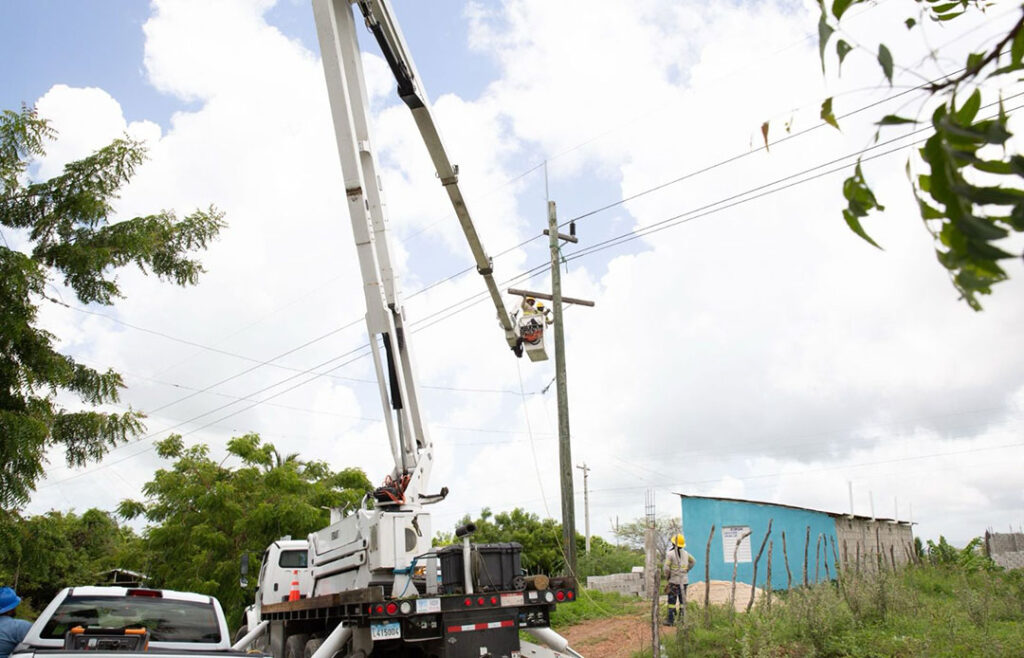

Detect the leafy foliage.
xmin=662 ymin=562 xmax=1024 ymax=657
xmin=0 ymin=106 xmax=225 ymax=508
xmin=926 ymin=535 xmax=997 ymax=572
xmin=437 ymin=508 xmax=642 ymax=578
xmin=119 ymin=434 xmax=372 ymax=627
xmin=610 ymin=515 xmax=681 ymax=565
xmin=813 ymin=1 xmax=1024 ymax=309
xmin=0 ymin=508 xmax=144 ymax=614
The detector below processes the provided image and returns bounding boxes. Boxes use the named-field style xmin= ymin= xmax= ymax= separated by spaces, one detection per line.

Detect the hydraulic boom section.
xmin=309 ymin=0 xmax=514 ymax=599
xmin=354 ymin=0 xmax=521 ymax=357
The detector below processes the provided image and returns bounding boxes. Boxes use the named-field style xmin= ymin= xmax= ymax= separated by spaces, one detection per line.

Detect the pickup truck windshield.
xmin=39 ymin=596 xmax=221 ymax=643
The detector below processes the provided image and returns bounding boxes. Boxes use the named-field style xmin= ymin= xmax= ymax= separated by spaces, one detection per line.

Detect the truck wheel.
xmin=285 ymin=634 xmax=309 ymax=658
xmin=233 ymin=625 xmax=248 ymax=645
xmin=303 ymin=638 xmax=322 ymax=658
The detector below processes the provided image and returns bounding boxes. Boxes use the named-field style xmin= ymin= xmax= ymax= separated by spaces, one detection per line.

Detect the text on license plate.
xmin=370 ymin=621 xmax=401 ymax=641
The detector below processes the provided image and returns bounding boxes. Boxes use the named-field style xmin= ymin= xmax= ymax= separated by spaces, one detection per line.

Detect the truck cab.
xmin=241 ymin=539 xmax=313 ymax=639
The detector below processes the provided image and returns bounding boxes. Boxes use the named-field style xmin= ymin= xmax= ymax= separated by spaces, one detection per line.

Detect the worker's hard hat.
xmin=525 ymin=297 xmax=536 ymax=304
xmin=671 ymin=534 xmax=686 ymax=548
xmin=0 ymin=587 xmax=21 ymax=614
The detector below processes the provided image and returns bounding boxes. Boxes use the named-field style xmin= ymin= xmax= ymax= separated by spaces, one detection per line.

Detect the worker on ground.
xmin=0 ymin=587 xmax=31 ymax=658
xmin=663 ymin=534 xmax=695 ymax=626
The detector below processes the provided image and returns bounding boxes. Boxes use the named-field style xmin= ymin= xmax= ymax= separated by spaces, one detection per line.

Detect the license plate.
xmin=370 ymin=621 xmax=401 ymax=641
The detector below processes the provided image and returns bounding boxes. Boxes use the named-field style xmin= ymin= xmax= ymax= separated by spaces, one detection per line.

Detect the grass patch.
xmin=647 ymin=564 xmax=1024 ymax=657
xmin=549 ymin=588 xmax=643 ymax=629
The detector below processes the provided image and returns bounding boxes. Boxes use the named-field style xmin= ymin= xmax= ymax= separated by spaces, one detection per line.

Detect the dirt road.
xmin=557 ymin=581 xmax=764 ymax=657
xmin=559 ymin=614 xmax=656 ymax=658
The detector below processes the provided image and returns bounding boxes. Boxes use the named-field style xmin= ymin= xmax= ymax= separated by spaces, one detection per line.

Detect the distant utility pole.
xmin=508 ymin=200 xmax=594 ymax=580
xmin=576 ymin=463 xmax=591 ymax=553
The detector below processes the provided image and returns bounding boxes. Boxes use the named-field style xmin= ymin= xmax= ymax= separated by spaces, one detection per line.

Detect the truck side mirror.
xmin=240 ymin=553 xmax=250 ymax=589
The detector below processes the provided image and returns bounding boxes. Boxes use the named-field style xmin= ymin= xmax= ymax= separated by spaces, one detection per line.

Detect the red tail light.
xmin=555 ymin=590 xmax=565 ymax=601
xmin=127 ymin=589 xmax=162 ymax=598
xmin=463 ymin=597 xmax=473 ymax=607
xmin=385 ymin=603 xmax=398 ymax=615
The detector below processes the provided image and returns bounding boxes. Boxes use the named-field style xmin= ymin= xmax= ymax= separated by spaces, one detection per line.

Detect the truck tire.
xmin=285 ymin=634 xmax=309 ymax=658
xmin=233 ymin=625 xmax=248 ymax=645
xmin=303 ymin=638 xmax=322 ymax=658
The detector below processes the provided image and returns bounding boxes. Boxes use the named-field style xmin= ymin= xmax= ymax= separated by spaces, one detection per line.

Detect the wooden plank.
xmin=262 ymin=586 xmax=385 ymax=614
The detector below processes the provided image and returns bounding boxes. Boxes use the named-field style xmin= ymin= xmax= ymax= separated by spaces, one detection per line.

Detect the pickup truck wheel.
xmin=285 ymin=634 xmax=309 ymax=658
xmin=233 ymin=625 xmax=248 ymax=645
xmin=303 ymin=638 xmax=322 ymax=658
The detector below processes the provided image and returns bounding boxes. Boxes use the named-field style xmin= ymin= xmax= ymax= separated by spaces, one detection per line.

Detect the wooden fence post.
xmin=765 ymin=540 xmax=774 ymax=610
xmin=747 ymin=520 xmax=773 ymax=613
xmin=704 ymin=524 xmax=715 ymax=628
xmin=814 ymin=533 xmax=823 ymax=584
xmin=803 ymin=526 xmax=810 ymax=587
xmin=782 ymin=531 xmax=792 ymax=590
xmin=875 ymin=526 xmax=883 ymax=573
xmin=730 ymin=529 xmax=752 ymax=614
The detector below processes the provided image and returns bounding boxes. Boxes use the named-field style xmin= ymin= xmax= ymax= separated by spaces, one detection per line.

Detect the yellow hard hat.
xmin=672 ymin=534 xmax=686 ymax=548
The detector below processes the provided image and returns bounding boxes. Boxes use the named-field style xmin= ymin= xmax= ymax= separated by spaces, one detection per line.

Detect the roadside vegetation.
xmin=550 ymin=589 xmax=642 ymax=630
xmin=654 ymin=544 xmax=1024 ymax=658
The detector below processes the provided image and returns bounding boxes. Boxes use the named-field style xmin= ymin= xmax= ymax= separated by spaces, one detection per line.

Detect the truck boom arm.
xmin=354 ymin=0 xmax=521 ymax=355
xmin=313 ymin=0 xmax=517 ymax=504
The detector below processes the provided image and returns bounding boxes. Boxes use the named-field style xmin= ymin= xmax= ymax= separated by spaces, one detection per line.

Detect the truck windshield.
xmin=39 ymin=596 xmax=221 ymax=643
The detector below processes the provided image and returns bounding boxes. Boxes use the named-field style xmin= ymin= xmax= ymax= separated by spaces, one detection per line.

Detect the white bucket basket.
xmin=518 ymin=314 xmax=549 ymax=362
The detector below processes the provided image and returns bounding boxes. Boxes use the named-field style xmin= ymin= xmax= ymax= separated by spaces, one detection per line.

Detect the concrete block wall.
xmin=586 ymin=572 xmax=645 ymax=596
xmin=986 ymin=532 xmax=1024 ymax=570
xmin=833 ymin=517 xmax=915 ymax=574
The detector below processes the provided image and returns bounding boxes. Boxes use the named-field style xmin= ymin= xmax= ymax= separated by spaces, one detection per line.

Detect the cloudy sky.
xmin=3 ymin=0 xmax=1022 ymax=548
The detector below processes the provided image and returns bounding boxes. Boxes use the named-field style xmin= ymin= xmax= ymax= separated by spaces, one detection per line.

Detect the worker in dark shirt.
xmin=0 ymin=588 xmax=31 ymax=658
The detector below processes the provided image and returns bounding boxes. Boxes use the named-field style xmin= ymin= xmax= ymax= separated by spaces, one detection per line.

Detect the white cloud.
xmin=22 ymin=0 xmax=1024 ymax=550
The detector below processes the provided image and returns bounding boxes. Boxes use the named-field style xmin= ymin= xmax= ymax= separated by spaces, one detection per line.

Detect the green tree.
xmin=119 ymin=433 xmax=372 ymax=627
xmin=926 ymin=535 xmax=997 ymax=572
xmin=0 ymin=508 xmax=144 ymax=612
xmin=440 ymin=508 xmax=566 ymax=576
xmin=438 ymin=508 xmax=642 ymax=578
xmin=611 ymin=515 xmax=681 ymax=565
xmin=576 ymin=536 xmax=644 ymax=579
xmin=812 ymin=1 xmax=1024 ymax=309
xmin=0 ymin=106 xmax=224 ymax=508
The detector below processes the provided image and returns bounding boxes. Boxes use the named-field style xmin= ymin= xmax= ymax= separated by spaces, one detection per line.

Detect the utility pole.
xmin=551 ymin=199 xmax=576 ymax=580
xmin=508 ymin=200 xmax=593 ymax=580
xmin=576 ymin=463 xmax=591 ymax=553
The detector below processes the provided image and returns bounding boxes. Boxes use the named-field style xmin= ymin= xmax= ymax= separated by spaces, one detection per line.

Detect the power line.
xmin=405 ymin=67 xmax=973 ymax=299
xmin=39 ymin=88 xmax=1019 ymax=492
xmin=56 ymin=96 xmax=1017 ymax=478
xmin=43 ymin=71 xmax=979 ymax=430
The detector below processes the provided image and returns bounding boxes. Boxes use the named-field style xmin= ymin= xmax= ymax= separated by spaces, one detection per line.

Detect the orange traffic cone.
xmin=288 ymin=570 xmax=300 ymax=601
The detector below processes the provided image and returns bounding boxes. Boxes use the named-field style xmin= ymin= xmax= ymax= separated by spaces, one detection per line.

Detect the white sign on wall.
xmin=722 ymin=526 xmax=752 ymax=563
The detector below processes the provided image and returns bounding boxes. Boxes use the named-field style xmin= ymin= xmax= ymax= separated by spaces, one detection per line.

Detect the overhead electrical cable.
xmin=49 ymin=96 xmax=1009 ymax=478
xmin=41 ymin=90 xmax=1017 ymax=488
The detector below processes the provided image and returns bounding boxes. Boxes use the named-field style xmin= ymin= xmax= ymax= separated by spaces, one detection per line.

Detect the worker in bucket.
xmin=663 ymin=534 xmax=695 ymax=626
xmin=0 ymin=587 xmax=31 ymax=658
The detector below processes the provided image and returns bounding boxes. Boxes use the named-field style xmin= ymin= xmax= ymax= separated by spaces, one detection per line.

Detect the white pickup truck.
xmin=13 ymin=586 xmax=250 ymax=657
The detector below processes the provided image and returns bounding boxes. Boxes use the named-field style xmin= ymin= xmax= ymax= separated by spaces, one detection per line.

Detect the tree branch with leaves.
xmin=815 ymin=0 xmax=1024 ymax=310
xmin=0 ymin=106 xmax=225 ymax=508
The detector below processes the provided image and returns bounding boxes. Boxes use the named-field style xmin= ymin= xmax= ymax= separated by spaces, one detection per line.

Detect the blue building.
xmin=678 ymin=495 xmax=841 ymax=591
